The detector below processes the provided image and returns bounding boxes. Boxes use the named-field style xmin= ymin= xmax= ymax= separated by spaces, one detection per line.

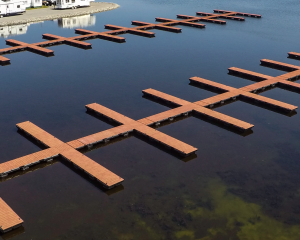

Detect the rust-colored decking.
xmin=288 ymin=52 xmax=300 ymax=60
xmin=0 ymin=9 xmax=261 ymax=65
xmin=142 ymin=54 xmax=300 ymax=132
xmin=82 ymin=103 xmax=197 ymax=156
xmin=0 ymin=198 xmax=23 ymax=233
xmin=15 ymin=121 xmax=124 ymax=189
xmin=4 ymin=39 xmax=54 ymax=56
xmin=190 ymin=76 xmax=297 ymax=112
xmin=142 ymin=89 xmax=254 ymax=131
xmin=0 ymin=52 xmax=299 ymax=185
xmin=1 ymin=52 xmax=299 ymax=232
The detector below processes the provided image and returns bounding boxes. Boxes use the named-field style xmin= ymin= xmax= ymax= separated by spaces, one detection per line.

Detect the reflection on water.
xmin=0 ymin=226 xmax=25 ymax=240
xmin=0 ymin=21 xmax=44 ymax=38
xmin=0 ymin=14 xmax=95 ymax=38
xmin=57 ymin=14 xmax=96 ymax=29
xmin=0 ymin=24 xmax=29 ymax=38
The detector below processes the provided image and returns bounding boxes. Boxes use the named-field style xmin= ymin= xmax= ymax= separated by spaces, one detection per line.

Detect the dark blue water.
xmin=0 ymin=0 xmax=300 ymax=239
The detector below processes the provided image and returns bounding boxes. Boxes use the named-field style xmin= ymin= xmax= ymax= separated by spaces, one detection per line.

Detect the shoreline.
xmin=0 ymin=2 xmax=119 ymax=27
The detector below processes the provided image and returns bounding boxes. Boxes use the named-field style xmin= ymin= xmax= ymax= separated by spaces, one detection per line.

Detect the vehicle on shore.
xmin=55 ymin=0 xmax=93 ymax=10
xmin=23 ymin=0 xmax=42 ymax=8
xmin=42 ymin=0 xmax=55 ymax=6
xmin=0 ymin=0 xmax=26 ymax=17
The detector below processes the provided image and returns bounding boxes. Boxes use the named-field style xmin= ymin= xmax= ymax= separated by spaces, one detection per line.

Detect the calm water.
xmin=0 ymin=0 xmax=300 ymax=239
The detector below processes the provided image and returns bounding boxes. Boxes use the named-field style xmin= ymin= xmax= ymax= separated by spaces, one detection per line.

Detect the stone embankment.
xmin=0 ymin=2 xmax=119 ymax=27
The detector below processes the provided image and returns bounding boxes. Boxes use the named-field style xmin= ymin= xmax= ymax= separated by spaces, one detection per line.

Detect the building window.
xmin=72 ymin=0 xmax=75 ymax=3
xmin=17 ymin=5 xmax=20 ymax=7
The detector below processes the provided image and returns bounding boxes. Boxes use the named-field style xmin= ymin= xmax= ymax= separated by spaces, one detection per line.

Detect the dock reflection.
xmin=0 ymin=24 xmax=29 ymax=38
xmin=0 ymin=226 xmax=25 ymax=240
xmin=0 ymin=14 xmax=96 ymax=38
xmin=57 ymin=14 xmax=96 ymax=29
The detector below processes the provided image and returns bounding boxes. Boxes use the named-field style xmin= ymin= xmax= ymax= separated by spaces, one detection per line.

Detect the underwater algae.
xmin=177 ymin=179 xmax=300 ymax=240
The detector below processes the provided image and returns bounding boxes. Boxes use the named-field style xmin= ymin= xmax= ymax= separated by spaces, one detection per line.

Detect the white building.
xmin=57 ymin=14 xmax=95 ymax=28
xmin=0 ymin=23 xmax=28 ymax=37
xmin=22 ymin=0 xmax=42 ymax=8
xmin=0 ymin=0 xmax=26 ymax=17
xmin=55 ymin=0 xmax=94 ymax=10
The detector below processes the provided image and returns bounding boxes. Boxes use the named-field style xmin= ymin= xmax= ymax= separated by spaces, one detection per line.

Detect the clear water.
xmin=0 ymin=0 xmax=300 ymax=239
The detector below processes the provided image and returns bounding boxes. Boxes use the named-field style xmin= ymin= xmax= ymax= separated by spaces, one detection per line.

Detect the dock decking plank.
xmin=0 ymin=198 xmax=23 ymax=233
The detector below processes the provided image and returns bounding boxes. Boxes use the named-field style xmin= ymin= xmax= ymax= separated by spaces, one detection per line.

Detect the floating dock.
xmin=190 ymin=76 xmax=297 ymax=112
xmin=0 ymin=52 xmax=299 ymax=186
xmin=1 ymin=51 xmax=299 ymax=232
xmin=288 ymin=52 xmax=300 ymax=59
xmin=84 ymin=103 xmax=197 ymax=156
xmin=0 ymin=198 xmax=23 ymax=233
xmin=142 ymin=89 xmax=254 ymax=131
xmin=16 ymin=121 xmax=124 ymax=189
xmin=0 ymin=9 xmax=261 ymax=65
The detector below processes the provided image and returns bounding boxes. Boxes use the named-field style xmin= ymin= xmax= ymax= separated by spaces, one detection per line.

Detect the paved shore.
xmin=0 ymin=2 xmax=119 ymax=27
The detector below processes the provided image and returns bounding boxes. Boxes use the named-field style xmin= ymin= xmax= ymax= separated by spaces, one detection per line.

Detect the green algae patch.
xmin=175 ymin=230 xmax=195 ymax=239
xmin=180 ymin=179 xmax=300 ymax=240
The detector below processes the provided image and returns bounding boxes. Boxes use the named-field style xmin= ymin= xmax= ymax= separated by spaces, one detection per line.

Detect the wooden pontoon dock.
xmin=0 ymin=9 xmax=261 ymax=65
xmin=0 ymin=52 xmax=300 ymax=232
xmin=0 ymin=198 xmax=23 ymax=233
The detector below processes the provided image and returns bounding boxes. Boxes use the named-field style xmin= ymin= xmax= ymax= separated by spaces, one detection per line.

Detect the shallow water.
xmin=0 ymin=0 xmax=300 ymax=239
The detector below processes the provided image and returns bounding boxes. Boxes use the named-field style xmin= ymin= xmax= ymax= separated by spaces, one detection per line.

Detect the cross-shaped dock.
xmin=0 ymin=9 xmax=261 ymax=65
xmin=4 ymin=121 xmax=124 ymax=189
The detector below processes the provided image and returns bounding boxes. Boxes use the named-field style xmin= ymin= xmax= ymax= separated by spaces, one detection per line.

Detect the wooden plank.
xmin=278 ymin=80 xmax=300 ymax=91
xmin=239 ymin=79 xmax=277 ymax=92
xmin=193 ymin=106 xmax=253 ymax=130
xmin=190 ymin=76 xmax=236 ymax=92
xmin=16 ymin=121 xmax=124 ymax=188
xmin=146 ymin=105 xmax=194 ymax=123
xmin=86 ymin=103 xmax=134 ymax=125
xmin=242 ymin=92 xmax=297 ymax=111
xmin=260 ymin=59 xmax=300 ymax=71
xmin=42 ymin=34 xmax=91 ymax=49
xmin=16 ymin=121 xmax=64 ymax=148
xmin=213 ymin=9 xmax=261 ymax=18
xmin=142 ymin=88 xmax=191 ymax=106
xmin=0 ymin=148 xmax=59 ymax=176
xmin=0 ymin=198 xmax=23 ymax=233
xmin=6 ymin=39 xmax=54 ymax=56
xmin=61 ymin=148 xmax=123 ymax=188
xmin=0 ymin=55 xmax=10 ymax=65
xmin=134 ymin=124 xmax=197 ymax=155
xmin=228 ymin=67 xmax=271 ymax=81
xmin=196 ymin=92 xmax=239 ymax=106
xmin=77 ymin=125 xmax=133 ymax=146
xmin=288 ymin=52 xmax=300 ymax=59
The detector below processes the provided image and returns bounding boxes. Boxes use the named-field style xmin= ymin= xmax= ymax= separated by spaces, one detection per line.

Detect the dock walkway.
xmin=0 ymin=9 xmax=261 ymax=65
xmin=1 ymin=51 xmax=300 ymax=233
xmin=0 ymin=198 xmax=23 ymax=233
xmin=16 ymin=121 xmax=124 ymax=189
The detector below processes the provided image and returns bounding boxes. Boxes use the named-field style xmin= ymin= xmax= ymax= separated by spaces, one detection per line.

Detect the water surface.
xmin=0 ymin=0 xmax=300 ymax=239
